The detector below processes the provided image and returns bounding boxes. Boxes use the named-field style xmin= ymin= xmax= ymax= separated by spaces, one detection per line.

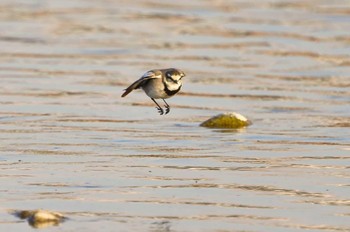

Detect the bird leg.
xmin=151 ymin=98 xmax=164 ymax=115
xmin=162 ymin=99 xmax=170 ymax=114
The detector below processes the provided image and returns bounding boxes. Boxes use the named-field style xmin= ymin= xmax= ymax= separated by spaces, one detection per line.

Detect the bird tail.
xmin=121 ymin=79 xmax=143 ymax=97
xmin=121 ymin=88 xmax=133 ymax=97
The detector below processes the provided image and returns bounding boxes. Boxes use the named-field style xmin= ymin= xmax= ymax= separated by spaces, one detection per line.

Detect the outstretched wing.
xmin=121 ymin=70 xmax=161 ymax=97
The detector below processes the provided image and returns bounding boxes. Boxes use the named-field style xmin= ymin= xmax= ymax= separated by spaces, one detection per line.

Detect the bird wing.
xmin=121 ymin=70 xmax=161 ymax=97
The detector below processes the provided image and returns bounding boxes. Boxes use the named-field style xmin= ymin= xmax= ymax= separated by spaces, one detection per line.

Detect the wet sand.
xmin=0 ymin=0 xmax=350 ymax=231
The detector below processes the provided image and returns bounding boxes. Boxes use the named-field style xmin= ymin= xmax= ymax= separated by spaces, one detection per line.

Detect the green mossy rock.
xmin=200 ymin=112 xmax=251 ymax=129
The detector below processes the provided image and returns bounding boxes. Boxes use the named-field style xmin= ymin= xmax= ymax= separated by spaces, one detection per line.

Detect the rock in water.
xmin=29 ymin=210 xmax=64 ymax=222
xmin=200 ymin=112 xmax=251 ymax=129
xmin=11 ymin=209 xmax=66 ymax=228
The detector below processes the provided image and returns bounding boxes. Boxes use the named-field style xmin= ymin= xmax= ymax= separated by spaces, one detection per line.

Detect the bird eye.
xmin=165 ymin=72 xmax=173 ymax=81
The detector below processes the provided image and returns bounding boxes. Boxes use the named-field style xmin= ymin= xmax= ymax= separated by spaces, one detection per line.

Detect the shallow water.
xmin=0 ymin=0 xmax=350 ymax=231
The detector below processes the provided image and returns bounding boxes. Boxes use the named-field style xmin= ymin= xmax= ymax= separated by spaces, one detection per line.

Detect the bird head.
xmin=165 ymin=68 xmax=185 ymax=84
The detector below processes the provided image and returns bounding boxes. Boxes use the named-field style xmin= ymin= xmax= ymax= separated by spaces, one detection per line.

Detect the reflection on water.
xmin=0 ymin=0 xmax=350 ymax=231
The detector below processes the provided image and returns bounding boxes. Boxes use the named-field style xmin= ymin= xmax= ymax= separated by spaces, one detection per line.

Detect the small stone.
xmin=28 ymin=210 xmax=64 ymax=223
xmin=200 ymin=112 xmax=251 ymax=129
xmin=13 ymin=210 xmax=34 ymax=219
xmin=11 ymin=209 xmax=66 ymax=228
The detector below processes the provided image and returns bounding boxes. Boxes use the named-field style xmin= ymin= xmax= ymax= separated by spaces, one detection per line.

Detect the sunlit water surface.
xmin=0 ymin=0 xmax=349 ymax=231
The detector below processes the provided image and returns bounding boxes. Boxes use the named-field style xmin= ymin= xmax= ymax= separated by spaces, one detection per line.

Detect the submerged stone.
xmin=11 ymin=209 xmax=66 ymax=228
xmin=200 ymin=112 xmax=251 ymax=129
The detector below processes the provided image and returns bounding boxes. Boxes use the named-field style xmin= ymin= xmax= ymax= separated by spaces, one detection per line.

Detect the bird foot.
xmin=156 ymin=106 xmax=164 ymax=115
xmin=164 ymin=105 xmax=170 ymax=114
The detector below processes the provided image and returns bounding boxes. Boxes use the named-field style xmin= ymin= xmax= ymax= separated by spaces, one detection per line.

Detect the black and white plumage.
xmin=121 ymin=68 xmax=185 ymax=115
